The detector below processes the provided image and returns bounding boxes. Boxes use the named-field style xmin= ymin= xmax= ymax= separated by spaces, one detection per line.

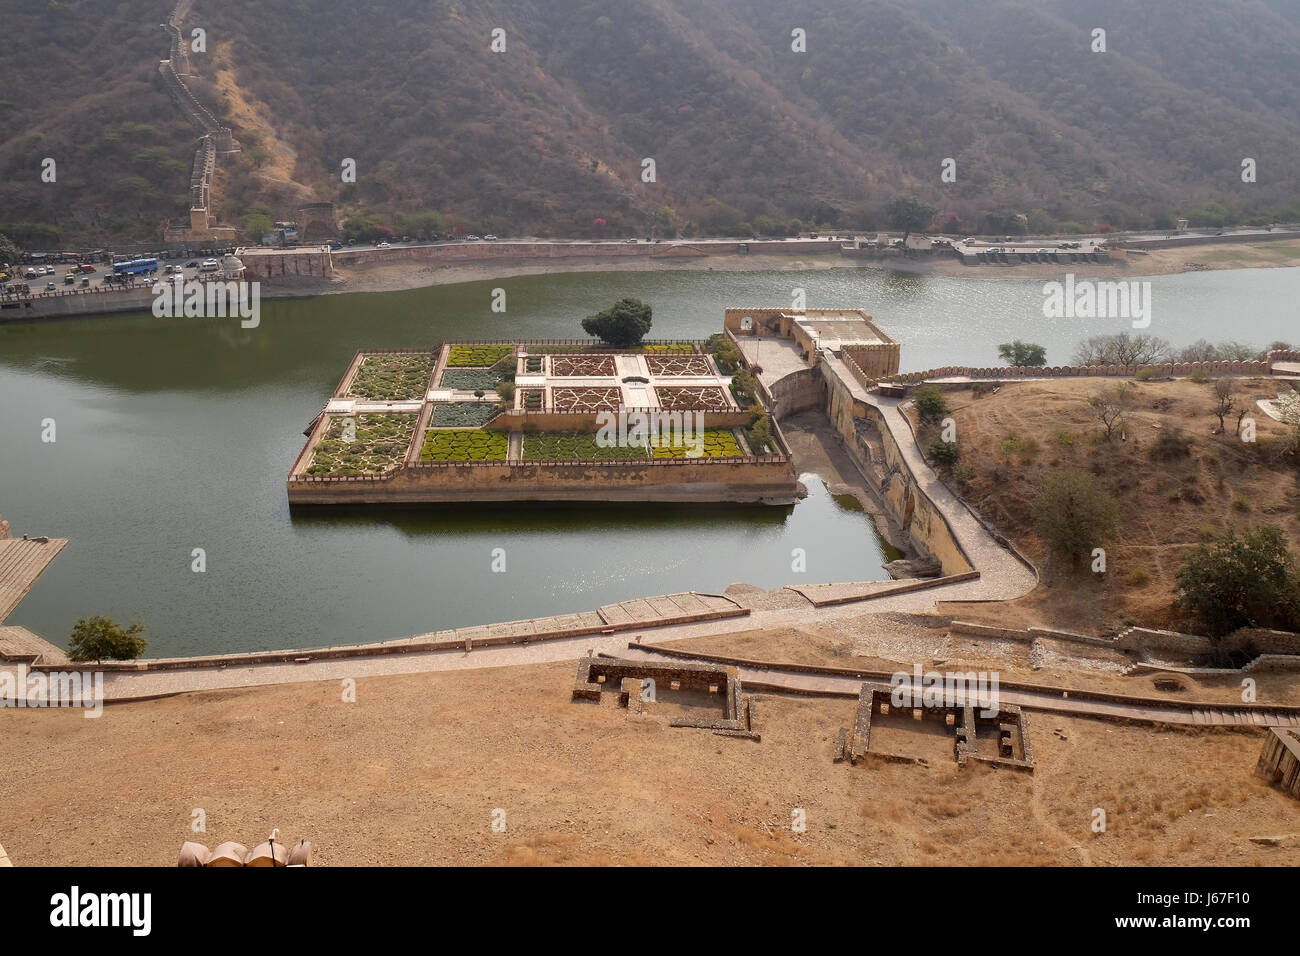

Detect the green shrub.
xmin=447 ymin=345 xmax=513 ymax=367
xmin=912 ymin=385 xmax=950 ymax=426
xmin=419 ymin=429 xmax=509 ymax=461
xmin=1031 ymin=469 xmax=1120 ymax=567
xmin=928 ymin=437 xmax=961 ymax=466
xmin=1134 ymin=366 xmax=1159 ymax=382
xmin=68 ymin=615 xmax=148 ymax=662
xmin=1188 ymin=368 xmax=1210 ymax=384
xmin=346 ymin=354 xmax=435 ymax=401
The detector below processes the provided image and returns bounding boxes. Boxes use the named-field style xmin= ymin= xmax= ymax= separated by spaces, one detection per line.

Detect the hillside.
xmin=4 ymin=0 xmax=1300 ymax=245
xmin=934 ymin=377 xmax=1300 ymax=634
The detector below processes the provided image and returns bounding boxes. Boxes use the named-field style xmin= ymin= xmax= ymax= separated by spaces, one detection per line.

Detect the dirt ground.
xmin=2 ymin=643 xmax=1296 ymax=867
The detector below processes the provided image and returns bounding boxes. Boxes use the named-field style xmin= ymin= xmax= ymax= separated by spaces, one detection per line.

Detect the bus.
xmin=111 ymin=257 xmax=159 ymax=277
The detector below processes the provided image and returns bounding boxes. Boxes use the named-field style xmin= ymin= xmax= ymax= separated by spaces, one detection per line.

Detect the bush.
xmin=928 ymin=437 xmax=961 ymax=466
xmin=68 ymin=616 xmax=148 ymax=662
xmin=581 ymin=298 xmax=653 ymax=346
xmin=1148 ymin=427 xmax=1193 ymax=461
xmin=1031 ymin=469 xmax=1120 ymax=567
xmin=912 ymin=385 xmax=950 ymax=426
xmin=705 ymin=333 xmax=743 ymax=374
xmin=1188 ymin=368 xmax=1209 ymax=384
xmin=1175 ymin=525 xmax=1300 ymax=638
xmin=1134 ymin=366 xmax=1159 ymax=382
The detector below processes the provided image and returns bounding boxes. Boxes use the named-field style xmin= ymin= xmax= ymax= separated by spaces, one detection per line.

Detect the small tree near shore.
xmin=67 ymin=616 xmax=148 ymax=663
xmin=997 ymin=341 xmax=1047 ymax=367
xmin=582 ymin=298 xmax=653 ymax=346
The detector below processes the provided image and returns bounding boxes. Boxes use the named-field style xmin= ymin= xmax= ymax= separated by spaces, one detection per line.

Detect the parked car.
xmin=185 ymin=261 xmax=198 ymax=268
xmin=484 ymin=235 xmax=498 ymax=241
xmin=464 ymin=235 xmax=480 ymax=241
xmin=79 ymin=278 xmax=90 ymax=287
xmin=376 ymin=241 xmax=392 ymax=248
xmin=328 ymin=240 xmax=343 ymax=250
xmin=624 ymin=238 xmax=638 ymax=243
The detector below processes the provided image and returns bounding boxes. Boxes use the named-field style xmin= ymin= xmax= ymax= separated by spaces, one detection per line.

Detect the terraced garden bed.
xmin=642 ymin=344 xmax=697 ymax=354
xmin=650 ymin=427 xmax=744 ymax=459
xmin=305 ymin=414 xmax=417 ymax=475
xmin=550 ymin=386 xmax=624 ymax=411
xmin=522 ymin=430 xmax=649 ymax=461
xmin=646 ymin=355 xmax=713 ymax=376
xmin=345 ymin=354 xmax=436 ymax=401
xmin=550 ymin=354 xmax=618 ymax=377
xmin=447 ymin=345 xmax=514 ymax=367
xmin=440 ymin=367 xmax=507 ymax=391
xmin=655 ymin=385 xmax=731 ymax=410
xmin=419 ymin=429 xmax=510 ymax=462
xmin=429 ymin=402 xmax=500 ymax=427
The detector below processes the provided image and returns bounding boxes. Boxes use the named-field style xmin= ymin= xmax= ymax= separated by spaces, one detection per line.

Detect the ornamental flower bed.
xmin=345 ymin=354 xmax=436 ymax=401
xmin=550 ymin=354 xmax=618 ymax=377
xmin=306 ymin=414 xmax=417 ymax=475
xmin=429 ymin=402 xmax=500 ymax=427
xmin=550 ymin=386 xmax=624 ymax=411
xmin=655 ymin=385 xmax=730 ymax=409
xmin=440 ymin=367 xmax=506 ymax=390
xmin=645 ymin=355 xmax=712 ymax=376
xmin=447 ymin=345 xmax=514 ymax=367
xmin=643 ymin=344 xmax=697 ymax=354
xmin=522 ymin=430 xmax=649 ymax=461
xmin=419 ymin=429 xmax=509 ymax=461
xmin=650 ymin=427 xmax=743 ymax=459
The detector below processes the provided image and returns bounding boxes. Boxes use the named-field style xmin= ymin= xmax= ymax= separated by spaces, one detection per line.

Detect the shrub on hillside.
xmin=1174 ymin=525 xmax=1300 ymax=638
xmin=1031 ymin=469 xmax=1119 ymax=568
xmin=912 ymin=385 xmax=950 ymax=426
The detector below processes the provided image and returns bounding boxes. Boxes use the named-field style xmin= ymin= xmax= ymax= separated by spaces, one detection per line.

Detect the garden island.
xmin=287 ymin=303 xmax=803 ymax=504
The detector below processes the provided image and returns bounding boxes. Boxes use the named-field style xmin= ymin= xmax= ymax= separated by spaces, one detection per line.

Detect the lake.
xmin=1 ymin=264 xmax=1295 ymax=655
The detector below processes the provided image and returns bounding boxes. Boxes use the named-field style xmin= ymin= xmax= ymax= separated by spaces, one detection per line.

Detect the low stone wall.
xmin=334 ymin=239 xmax=838 ymax=269
xmin=819 ymin=362 xmax=973 ymax=575
xmin=888 ymin=354 xmax=1295 ymax=385
xmin=764 ymin=366 xmax=825 ymax=418
xmin=288 ymin=457 xmax=799 ymax=504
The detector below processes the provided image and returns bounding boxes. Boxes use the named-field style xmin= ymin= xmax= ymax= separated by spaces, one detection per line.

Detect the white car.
xmin=376 ymin=241 xmax=392 ymax=248
xmin=464 ymin=235 xmax=480 ymax=241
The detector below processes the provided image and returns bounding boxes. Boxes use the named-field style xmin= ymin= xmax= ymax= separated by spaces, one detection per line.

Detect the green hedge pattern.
xmin=440 ymin=367 xmax=505 ymax=390
xmin=306 ymin=414 xmax=417 ymax=475
xmin=522 ymin=431 xmax=649 ymax=461
xmin=419 ymin=429 xmax=509 ymax=461
xmin=447 ymin=345 xmax=514 ymax=367
xmin=346 ymin=354 xmax=435 ymax=401
xmin=430 ymin=402 xmax=499 ymax=427
xmin=650 ymin=427 xmax=743 ymax=459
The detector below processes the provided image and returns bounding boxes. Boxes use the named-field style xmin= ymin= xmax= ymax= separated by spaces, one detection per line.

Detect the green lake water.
xmin=1 ymin=265 xmax=1295 ymax=655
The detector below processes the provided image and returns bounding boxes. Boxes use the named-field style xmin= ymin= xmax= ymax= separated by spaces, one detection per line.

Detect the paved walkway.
xmin=822 ymin=353 xmax=1037 ymax=601
xmin=0 ymin=537 xmax=67 ymax=624
xmin=619 ymin=645 xmax=1300 ymax=729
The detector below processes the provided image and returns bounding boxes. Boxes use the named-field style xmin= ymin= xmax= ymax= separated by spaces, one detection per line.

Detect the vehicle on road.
xmin=185 ymin=260 xmax=198 ymax=268
xmin=199 ymin=259 xmax=221 ymax=274
xmin=64 ymin=273 xmax=77 ymax=284
xmin=79 ymin=264 xmax=96 ymax=273
xmin=45 ymin=281 xmax=55 ymax=290
xmin=484 ymin=235 xmax=498 ymax=241
xmin=112 ymin=257 xmax=159 ymax=277
xmin=624 ymin=238 xmax=637 ymax=243
xmin=376 ymin=241 xmax=392 ymax=248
